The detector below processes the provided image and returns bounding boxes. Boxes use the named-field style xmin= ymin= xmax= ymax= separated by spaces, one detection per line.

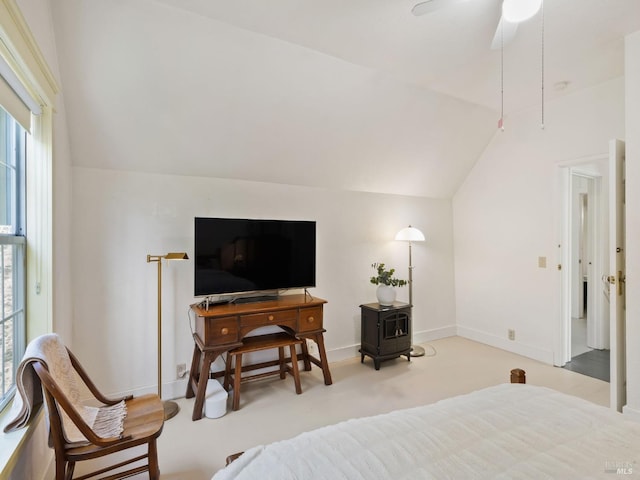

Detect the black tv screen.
xmin=194 ymin=217 xmax=316 ymax=297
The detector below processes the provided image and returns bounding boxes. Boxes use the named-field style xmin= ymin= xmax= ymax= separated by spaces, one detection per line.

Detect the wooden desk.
xmin=186 ymin=294 xmax=332 ymax=420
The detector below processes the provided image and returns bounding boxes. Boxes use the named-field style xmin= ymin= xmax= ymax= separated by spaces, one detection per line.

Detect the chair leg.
xmin=233 ymin=353 xmax=242 ymax=411
xmin=223 ymin=353 xmax=232 ymax=390
xmin=278 ymin=346 xmax=286 ymax=379
xmin=149 ymin=438 xmax=160 ymax=480
xmin=300 ymin=339 xmax=312 ymax=371
xmin=54 ymin=454 xmax=67 ymax=480
xmin=289 ymin=343 xmax=302 ymax=394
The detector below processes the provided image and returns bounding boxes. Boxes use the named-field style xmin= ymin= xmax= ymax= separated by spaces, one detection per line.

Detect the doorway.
xmin=558 ymin=159 xmax=610 ymax=382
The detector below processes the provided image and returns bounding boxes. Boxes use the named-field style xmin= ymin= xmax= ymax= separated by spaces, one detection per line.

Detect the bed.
xmin=212 ymin=374 xmax=640 ymax=479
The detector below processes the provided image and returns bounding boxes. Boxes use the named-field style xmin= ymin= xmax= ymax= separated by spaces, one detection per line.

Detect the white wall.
xmin=624 ymin=31 xmax=640 ymax=416
xmin=453 ymin=77 xmax=626 ymax=364
xmin=71 ymin=168 xmax=456 ymax=397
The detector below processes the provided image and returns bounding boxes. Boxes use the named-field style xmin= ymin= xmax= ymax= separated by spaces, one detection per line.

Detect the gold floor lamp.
xmin=147 ymin=252 xmax=189 ymax=420
xmin=395 ymin=226 xmax=425 ymax=357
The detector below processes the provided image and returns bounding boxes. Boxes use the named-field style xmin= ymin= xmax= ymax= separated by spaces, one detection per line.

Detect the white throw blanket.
xmin=3 ymin=333 xmax=126 ymax=445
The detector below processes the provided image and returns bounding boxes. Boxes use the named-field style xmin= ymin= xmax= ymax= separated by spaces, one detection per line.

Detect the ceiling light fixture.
xmin=502 ymin=0 xmax=542 ymax=23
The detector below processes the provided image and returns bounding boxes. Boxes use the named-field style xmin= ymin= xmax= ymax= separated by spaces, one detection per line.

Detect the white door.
xmin=609 ymin=139 xmax=626 ymax=412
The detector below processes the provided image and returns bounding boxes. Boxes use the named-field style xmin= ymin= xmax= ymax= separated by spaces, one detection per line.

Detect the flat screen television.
xmin=194 ymin=217 xmax=316 ymax=298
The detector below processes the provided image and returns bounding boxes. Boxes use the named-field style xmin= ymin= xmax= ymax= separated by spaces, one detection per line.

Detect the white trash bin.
xmin=205 ymin=381 xmax=228 ymax=419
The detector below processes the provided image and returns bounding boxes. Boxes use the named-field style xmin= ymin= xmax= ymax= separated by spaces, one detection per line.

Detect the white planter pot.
xmin=376 ymin=285 xmax=396 ymax=306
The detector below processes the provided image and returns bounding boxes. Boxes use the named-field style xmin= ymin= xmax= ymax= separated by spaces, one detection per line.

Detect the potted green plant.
xmin=370 ymin=263 xmax=407 ymax=305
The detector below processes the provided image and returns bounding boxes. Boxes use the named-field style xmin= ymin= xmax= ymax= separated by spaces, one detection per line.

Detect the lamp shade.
xmin=164 ymin=252 xmax=189 ymax=260
xmin=502 ymin=0 xmax=542 ymax=23
xmin=395 ymin=226 xmax=425 ymax=242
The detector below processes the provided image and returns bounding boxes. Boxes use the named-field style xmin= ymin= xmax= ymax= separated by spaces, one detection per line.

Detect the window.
xmin=1 ymin=4 xmax=57 ymax=418
xmin=0 ymin=106 xmax=26 ymax=410
xmin=0 ymin=2 xmax=57 ymax=476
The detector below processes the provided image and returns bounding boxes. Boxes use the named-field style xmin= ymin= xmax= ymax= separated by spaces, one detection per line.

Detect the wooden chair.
xmin=223 ymin=332 xmax=303 ymax=410
xmin=33 ymin=347 xmax=164 ymax=480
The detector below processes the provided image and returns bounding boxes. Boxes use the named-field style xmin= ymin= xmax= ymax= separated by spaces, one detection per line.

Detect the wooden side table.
xmin=359 ymin=302 xmax=412 ymax=370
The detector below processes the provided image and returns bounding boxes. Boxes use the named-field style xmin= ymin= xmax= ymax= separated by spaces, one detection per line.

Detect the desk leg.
xmin=314 ymin=333 xmax=333 ymax=386
xmin=185 ymin=343 xmax=202 ymax=399
xmin=289 ymin=343 xmax=302 ymax=394
xmin=232 ymin=353 xmax=243 ymax=411
xmin=191 ymin=351 xmax=218 ymax=421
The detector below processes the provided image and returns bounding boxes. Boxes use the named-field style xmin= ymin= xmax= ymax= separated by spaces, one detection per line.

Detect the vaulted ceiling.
xmin=49 ymin=0 xmax=640 ymax=198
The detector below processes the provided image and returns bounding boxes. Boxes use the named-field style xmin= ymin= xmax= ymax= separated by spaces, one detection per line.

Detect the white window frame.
xmin=0 ymin=0 xmax=58 ymax=475
xmin=0 ymin=0 xmax=58 ymax=338
xmin=0 ymin=107 xmax=27 ymax=411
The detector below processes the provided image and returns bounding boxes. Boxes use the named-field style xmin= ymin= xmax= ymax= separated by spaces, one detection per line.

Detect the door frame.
xmin=556 ymin=154 xmax=608 ymax=366
xmin=609 ymin=139 xmax=626 ymax=412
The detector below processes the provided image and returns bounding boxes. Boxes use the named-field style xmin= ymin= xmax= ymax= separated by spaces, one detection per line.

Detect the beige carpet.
xmin=75 ymin=336 xmax=609 ymax=480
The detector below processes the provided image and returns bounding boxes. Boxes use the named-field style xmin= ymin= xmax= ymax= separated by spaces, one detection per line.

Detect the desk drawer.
xmin=298 ymin=307 xmax=323 ymax=332
xmin=201 ymin=316 xmax=239 ymax=345
xmin=240 ymin=309 xmax=298 ymax=330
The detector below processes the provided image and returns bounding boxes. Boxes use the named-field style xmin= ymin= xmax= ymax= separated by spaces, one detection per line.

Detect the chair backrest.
xmin=32 ymin=356 xmax=128 ymax=448
xmin=34 ymin=361 xmax=71 ymax=454
xmin=22 ymin=334 xmax=127 ymax=447
xmin=34 ymin=361 xmax=124 ymax=449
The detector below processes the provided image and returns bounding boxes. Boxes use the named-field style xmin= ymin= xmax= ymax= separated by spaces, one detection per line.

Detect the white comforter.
xmin=212 ymin=384 xmax=640 ymax=479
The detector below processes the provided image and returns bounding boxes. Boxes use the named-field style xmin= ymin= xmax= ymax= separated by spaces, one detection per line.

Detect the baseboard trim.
xmin=415 ymin=325 xmax=457 ymax=344
xmin=456 ymin=325 xmax=554 ymax=364
xmin=125 ymin=325 xmax=460 ymax=400
xmin=622 ymin=405 xmax=640 ymax=420
xmin=324 ymin=324 xmax=457 ymax=364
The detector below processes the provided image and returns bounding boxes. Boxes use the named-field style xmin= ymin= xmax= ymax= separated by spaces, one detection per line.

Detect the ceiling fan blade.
xmin=490 ymin=16 xmax=519 ymax=50
xmin=411 ymin=0 xmax=467 ymax=16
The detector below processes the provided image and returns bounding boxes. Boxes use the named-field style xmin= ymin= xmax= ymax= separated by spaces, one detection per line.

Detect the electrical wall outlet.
xmin=508 ymin=329 xmax=516 ymax=341
xmin=176 ymin=363 xmax=187 ymax=379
